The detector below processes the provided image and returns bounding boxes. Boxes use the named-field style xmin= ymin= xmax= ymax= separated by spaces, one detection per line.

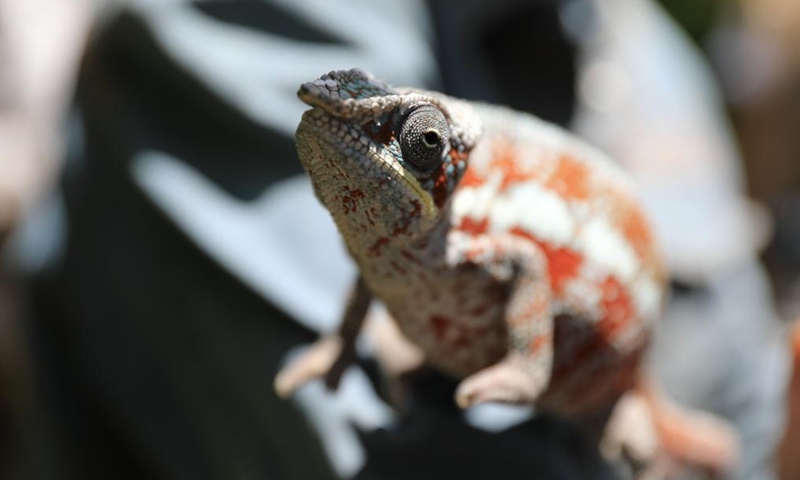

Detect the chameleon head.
xmin=295 ymin=69 xmax=482 ymax=254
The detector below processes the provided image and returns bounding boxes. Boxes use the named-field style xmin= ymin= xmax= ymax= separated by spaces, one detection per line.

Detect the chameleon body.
xmin=277 ymin=69 xmax=737 ymax=476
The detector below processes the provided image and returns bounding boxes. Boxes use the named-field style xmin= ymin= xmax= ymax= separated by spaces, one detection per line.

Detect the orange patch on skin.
xmin=528 ymin=333 xmax=552 ymax=354
xmin=489 ymin=140 xmax=537 ymax=191
xmin=459 ymin=165 xmax=485 ymax=188
xmin=598 ymin=276 xmax=635 ymax=338
xmin=458 ymin=216 xmax=490 ymax=235
xmin=599 ymin=187 xmax=658 ymax=266
xmin=545 ymin=155 xmax=591 ymax=200
xmin=509 ymin=227 xmax=584 ymax=295
xmin=539 ymin=243 xmax=584 ymax=295
xmin=620 ymin=204 xmax=654 ymax=261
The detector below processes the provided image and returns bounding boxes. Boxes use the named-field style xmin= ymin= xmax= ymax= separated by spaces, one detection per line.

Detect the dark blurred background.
xmin=0 ymin=0 xmax=798 ymax=479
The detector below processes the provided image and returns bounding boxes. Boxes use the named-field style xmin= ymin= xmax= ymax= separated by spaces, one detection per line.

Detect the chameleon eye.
xmin=398 ymin=105 xmax=450 ymax=170
xmin=422 ymin=129 xmax=440 ymax=147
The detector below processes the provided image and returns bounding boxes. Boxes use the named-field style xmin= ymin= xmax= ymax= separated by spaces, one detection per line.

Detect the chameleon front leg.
xmin=274 ymin=276 xmax=371 ymax=397
xmin=453 ymin=235 xmax=554 ymax=408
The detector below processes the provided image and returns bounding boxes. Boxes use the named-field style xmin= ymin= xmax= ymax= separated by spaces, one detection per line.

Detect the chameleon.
xmin=274 ymin=68 xmax=738 ymax=477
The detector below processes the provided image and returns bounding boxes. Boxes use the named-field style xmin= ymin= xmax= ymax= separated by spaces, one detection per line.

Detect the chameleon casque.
xmin=275 ymin=69 xmax=738 ymax=478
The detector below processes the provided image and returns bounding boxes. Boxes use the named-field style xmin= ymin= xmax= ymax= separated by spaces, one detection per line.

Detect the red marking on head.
xmin=341 ymin=187 xmax=365 ymax=214
xmin=457 ymin=216 xmax=489 ymax=236
xmin=432 ymin=170 xmax=450 ymax=208
xmin=368 ymin=237 xmax=390 ymax=256
xmin=509 ymin=227 xmax=584 ymax=294
xmin=598 ymin=276 xmax=635 ymax=337
xmin=366 ymin=207 xmax=378 ymax=227
xmin=390 ymin=199 xmax=422 ymax=237
xmin=429 ymin=315 xmax=452 ymax=340
xmin=431 ymin=150 xmax=472 ymax=208
xmin=545 ymin=155 xmax=591 ymax=200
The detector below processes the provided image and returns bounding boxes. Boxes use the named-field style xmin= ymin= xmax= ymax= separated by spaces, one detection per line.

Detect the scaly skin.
xmin=275 ymin=69 xmax=738 ymax=478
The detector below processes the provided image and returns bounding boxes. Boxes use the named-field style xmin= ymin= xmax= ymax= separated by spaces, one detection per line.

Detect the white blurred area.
xmin=571 ymin=0 xmax=771 ymax=283
xmin=0 ymin=0 xmax=93 ymax=237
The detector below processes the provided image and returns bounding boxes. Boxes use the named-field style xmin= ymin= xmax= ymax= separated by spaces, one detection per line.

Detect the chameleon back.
xmin=446 ymin=104 xmax=667 ymax=413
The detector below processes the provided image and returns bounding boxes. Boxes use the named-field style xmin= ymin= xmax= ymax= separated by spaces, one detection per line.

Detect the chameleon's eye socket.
xmin=398 ymin=104 xmax=449 ymax=170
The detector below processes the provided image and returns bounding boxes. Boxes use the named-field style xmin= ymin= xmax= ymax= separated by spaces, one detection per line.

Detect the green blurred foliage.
xmin=655 ymin=0 xmax=737 ymax=44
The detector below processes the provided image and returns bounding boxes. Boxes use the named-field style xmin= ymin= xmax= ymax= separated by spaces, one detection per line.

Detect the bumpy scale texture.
xmin=282 ymin=69 xmax=737 ymax=478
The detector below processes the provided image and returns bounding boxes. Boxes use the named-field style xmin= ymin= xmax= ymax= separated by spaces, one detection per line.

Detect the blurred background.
xmin=0 ymin=0 xmax=798 ymax=479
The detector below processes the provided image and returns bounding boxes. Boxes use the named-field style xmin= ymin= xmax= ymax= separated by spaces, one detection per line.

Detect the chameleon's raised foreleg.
xmin=453 ymin=235 xmax=553 ymax=408
xmin=274 ymin=276 xmax=371 ymax=397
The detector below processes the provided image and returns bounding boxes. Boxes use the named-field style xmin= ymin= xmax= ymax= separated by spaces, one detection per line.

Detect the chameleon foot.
xmin=600 ymin=388 xmax=740 ymax=480
xmin=650 ymin=399 xmax=740 ymax=477
xmin=455 ymin=356 xmax=545 ymax=408
xmin=600 ymin=391 xmax=669 ymax=480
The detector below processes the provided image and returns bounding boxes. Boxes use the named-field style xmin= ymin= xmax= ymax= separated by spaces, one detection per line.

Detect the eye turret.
xmin=398 ymin=104 xmax=449 ymax=171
